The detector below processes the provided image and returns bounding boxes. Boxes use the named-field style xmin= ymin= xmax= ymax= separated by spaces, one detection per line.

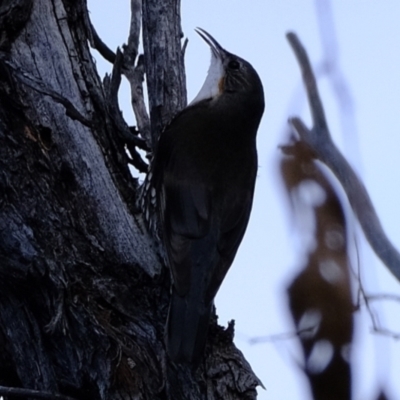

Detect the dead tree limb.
xmin=286 ymin=32 xmax=400 ymax=283
xmin=0 ymin=0 xmax=261 ymax=399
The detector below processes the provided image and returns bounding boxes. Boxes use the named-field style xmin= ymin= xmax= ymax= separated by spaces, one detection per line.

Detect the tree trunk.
xmin=0 ymin=0 xmax=261 ymax=399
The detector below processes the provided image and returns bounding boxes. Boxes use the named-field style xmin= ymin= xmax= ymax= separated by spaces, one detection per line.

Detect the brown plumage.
xmin=148 ymin=28 xmax=264 ymax=366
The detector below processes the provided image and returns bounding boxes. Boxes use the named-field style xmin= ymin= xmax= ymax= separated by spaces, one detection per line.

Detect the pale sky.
xmin=89 ymin=2 xmax=400 ymax=399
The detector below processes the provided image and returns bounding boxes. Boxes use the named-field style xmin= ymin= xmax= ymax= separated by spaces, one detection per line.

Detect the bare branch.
xmin=87 ymin=1 xmax=151 ymax=151
xmin=142 ymin=0 xmax=187 ymax=145
xmin=287 ymin=32 xmax=329 ymax=133
xmin=122 ymin=0 xmax=152 ymax=150
xmin=286 ymin=32 xmax=400 ymax=283
xmin=87 ymin=2 xmax=151 ymax=163
xmin=123 ymin=53 xmax=152 ymax=151
xmin=126 ymin=0 xmax=141 ymax=62
xmin=353 ymin=263 xmax=400 ymax=340
xmin=371 ymin=327 xmax=400 ymax=341
xmin=182 ymin=37 xmax=189 ymax=58
xmin=0 ymin=385 xmax=77 ymax=400
xmin=249 ymin=328 xmax=319 ymax=345
xmin=314 ymin=0 xmax=361 ymax=168
xmin=367 ymin=294 xmax=400 ymax=303
xmin=315 ymin=0 xmax=339 ymax=63
xmin=359 ymin=277 xmax=400 ymax=340
xmin=103 ymin=49 xmax=148 ymax=173
xmin=89 ymin=21 xmax=117 ymax=64
xmin=83 ymin=2 xmax=116 ymax=65
xmin=0 ymin=55 xmax=92 ymax=127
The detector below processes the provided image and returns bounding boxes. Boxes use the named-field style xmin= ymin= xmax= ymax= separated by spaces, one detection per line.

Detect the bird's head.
xmin=190 ymin=28 xmax=264 ymax=110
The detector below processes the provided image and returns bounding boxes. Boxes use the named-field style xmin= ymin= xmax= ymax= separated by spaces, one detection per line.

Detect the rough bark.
xmin=0 ymin=0 xmax=261 ymax=399
xmin=142 ymin=0 xmax=187 ymax=146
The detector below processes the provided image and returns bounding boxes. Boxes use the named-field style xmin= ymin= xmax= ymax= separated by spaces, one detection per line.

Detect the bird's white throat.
xmin=190 ymin=52 xmax=224 ymax=105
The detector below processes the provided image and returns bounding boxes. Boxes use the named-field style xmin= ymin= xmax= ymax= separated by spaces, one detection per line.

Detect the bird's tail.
xmin=165 ymin=287 xmax=212 ymax=367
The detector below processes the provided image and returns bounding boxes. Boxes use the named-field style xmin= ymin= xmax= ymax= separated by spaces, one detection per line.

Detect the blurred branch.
xmin=367 ymin=294 xmax=400 ymax=303
xmin=286 ymin=32 xmax=400 ymax=283
xmin=371 ymin=327 xmax=400 ymax=340
xmin=355 ymin=269 xmax=400 ymax=340
xmin=249 ymin=327 xmax=324 ymax=345
xmin=376 ymin=391 xmax=389 ymax=400
xmin=281 ymin=139 xmax=353 ymax=400
xmin=315 ymin=0 xmax=339 ymax=62
xmin=314 ymin=0 xmax=361 ymax=167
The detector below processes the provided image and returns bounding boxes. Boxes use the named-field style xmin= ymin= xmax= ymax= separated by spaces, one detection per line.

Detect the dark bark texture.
xmin=0 ymin=0 xmax=261 ymax=399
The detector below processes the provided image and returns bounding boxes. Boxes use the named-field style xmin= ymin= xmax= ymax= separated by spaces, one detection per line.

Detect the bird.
xmin=145 ymin=28 xmax=265 ymax=366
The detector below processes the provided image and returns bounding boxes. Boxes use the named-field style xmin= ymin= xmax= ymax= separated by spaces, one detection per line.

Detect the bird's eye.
xmin=228 ymin=60 xmax=240 ymax=70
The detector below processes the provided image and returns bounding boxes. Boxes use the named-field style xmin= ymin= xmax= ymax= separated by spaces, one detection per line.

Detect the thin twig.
xmin=354 ymin=265 xmax=381 ymax=330
xmin=0 ymin=55 xmax=92 ymax=127
xmin=0 ymin=385 xmax=77 ymax=400
xmin=122 ymin=0 xmax=152 ymax=150
xmin=104 ymin=50 xmax=148 ymax=173
xmin=287 ymin=33 xmax=329 ymax=133
xmin=182 ymin=37 xmax=189 ymax=58
xmin=286 ymin=32 xmax=400 ymax=283
xmin=249 ymin=331 xmax=298 ymax=344
xmin=84 ymin=3 xmax=116 ymax=64
xmin=89 ymin=22 xmax=117 ymax=64
xmin=349 ymin=249 xmax=400 ymax=340
xmin=123 ymin=54 xmax=152 ymax=151
xmin=87 ymin=2 xmax=151 ymax=153
xmin=87 ymin=3 xmax=151 ymax=169
xmin=361 ymin=289 xmax=400 ymax=339
xmin=249 ymin=326 xmax=327 ymax=345
xmin=371 ymin=326 xmax=400 ymax=340
xmin=315 ymin=0 xmax=361 ymax=170
xmin=366 ymin=294 xmax=400 ymax=303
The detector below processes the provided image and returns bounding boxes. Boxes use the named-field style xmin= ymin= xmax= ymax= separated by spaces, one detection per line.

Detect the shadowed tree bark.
xmin=0 ymin=0 xmax=261 ymax=399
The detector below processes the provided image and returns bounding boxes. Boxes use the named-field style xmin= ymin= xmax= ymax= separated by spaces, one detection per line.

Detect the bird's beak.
xmin=195 ymin=28 xmax=226 ymax=61
xmin=189 ymin=28 xmax=227 ymax=105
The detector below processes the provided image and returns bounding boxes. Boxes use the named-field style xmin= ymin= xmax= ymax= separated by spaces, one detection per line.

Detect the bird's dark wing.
xmin=206 ymin=185 xmax=256 ymax=304
xmin=151 ymin=96 xmax=259 ymax=363
xmin=160 ymin=173 xmax=218 ymax=365
xmin=163 ymin=179 xmax=211 ymax=238
xmin=151 ymin=106 xmax=217 ymax=295
xmin=161 ymin=177 xmax=213 ymax=296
